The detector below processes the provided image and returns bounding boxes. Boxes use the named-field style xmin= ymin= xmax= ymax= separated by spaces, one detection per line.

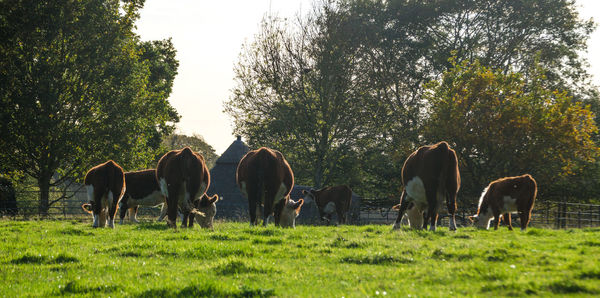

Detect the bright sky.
xmin=135 ymin=0 xmax=600 ymax=155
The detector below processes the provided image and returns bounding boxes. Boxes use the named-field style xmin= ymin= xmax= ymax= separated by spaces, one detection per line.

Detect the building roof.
xmin=214 ymin=136 xmax=249 ymax=165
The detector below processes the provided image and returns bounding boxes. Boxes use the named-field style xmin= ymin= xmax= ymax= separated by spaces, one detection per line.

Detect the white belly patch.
xmin=501 ymin=196 xmax=518 ymax=213
xmin=323 ymin=202 xmax=336 ymax=214
xmin=132 ymin=191 xmax=165 ymax=207
xmin=406 ymin=176 xmax=426 ymax=205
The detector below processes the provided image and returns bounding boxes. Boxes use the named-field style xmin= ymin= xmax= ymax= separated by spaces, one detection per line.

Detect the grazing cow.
xmin=273 ymin=197 xmax=304 ymax=228
xmin=301 ymin=185 xmax=352 ymax=225
xmin=392 ymin=141 xmax=460 ymax=231
xmin=82 ymin=160 xmax=126 ymax=228
xmin=156 ymin=147 xmax=210 ymax=228
xmin=236 ymin=147 xmax=294 ymax=226
xmin=180 ymin=194 xmax=220 ymax=229
xmin=470 ymin=174 xmax=537 ymax=231
xmin=118 ymin=169 xmax=166 ymax=224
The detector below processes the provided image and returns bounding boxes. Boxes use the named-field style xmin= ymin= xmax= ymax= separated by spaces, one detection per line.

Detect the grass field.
xmin=1 ymin=220 xmax=599 ymax=297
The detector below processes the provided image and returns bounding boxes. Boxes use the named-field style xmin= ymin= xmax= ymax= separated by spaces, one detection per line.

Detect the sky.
xmin=135 ymin=0 xmax=600 ymax=155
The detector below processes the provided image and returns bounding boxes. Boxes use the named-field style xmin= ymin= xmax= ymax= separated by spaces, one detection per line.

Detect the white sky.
xmin=135 ymin=0 xmax=600 ymax=154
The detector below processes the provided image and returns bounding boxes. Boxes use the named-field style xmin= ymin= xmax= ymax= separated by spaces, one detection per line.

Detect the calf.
xmin=470 ymin=174 xmax=537 ymax=231
xmin=236 ymin=147 xmax=294 ymax=226
xmin=156 ymin=147 xmax=210 ymax=228
xmin=274 ymin=197 xmax=304 ymax=228
xmin=301 ymin=185 xmax=351 ymax=225
xmin=180 ymin=194 xmax=220 ymax=229
xmin=118 ymin=169 xmax=166 ymax=224
xmin=82 ymin=160 xmax=126 ymax=228
xmin=392 ymin=141 xmax=460 ymax=231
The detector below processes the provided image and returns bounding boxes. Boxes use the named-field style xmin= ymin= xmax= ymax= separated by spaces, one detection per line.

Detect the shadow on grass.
xmin=579 ymin=269 xmax=600 ymax=279
xmin=547 ymin=280 xmax=598 ymax=294
xmin=214 ymin=259 xmax=274 ymax=275
xmin=11 ymin=253 xmax=79 ymax=264
xmin=59 ymin=227 xmax=93 ymax=236
xmin=57 ymin=281 xmax=120 ymax=295
xmin=340 ymin=253 xmax=414 ymax=265
xmin=135 ymin=223 xmax=170 ymax=231
xmin=137 ymin=283 xmax=274 ymax=297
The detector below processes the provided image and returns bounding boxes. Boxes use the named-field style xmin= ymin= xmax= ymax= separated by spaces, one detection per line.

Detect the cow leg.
xmin=107 ymin=190 xmax=119 ymax=228
xmin=493 ymin=211 xmax=502 ymax=230
xmin=119 ymin=199 xmax=128 ymax=224
xmin=518 ymin=210 xmax=530 ymax=231
xmin=393 ymin=191 xmax=410 ymax=230
xmin=263 ymin=197 xmax=273 ymax=227
xmin=248 ymin=198 xmax=258 ymax=226
xmin=504 ymin=213 xmax=512 ymax=230
xmin=157 ymin=203 xmax=167 ymax=221
xmin=446 ymin=192 xmax=458 ymax=231
xmin=181 ymin=211 xmax=189 ymax=228
xmin=91 ymin=187 xmax=104 ymax=228
xmin=425 ymin=187 xmax=438 ymax=231
xmin=189 ymin=213 xmax=195 ymax=228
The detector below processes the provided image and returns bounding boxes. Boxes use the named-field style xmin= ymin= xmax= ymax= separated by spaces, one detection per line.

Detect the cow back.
xmin=124 ymin=169 xmax=160 ymax=199
xmin=156 ymin=147 xmax=210 ymax=199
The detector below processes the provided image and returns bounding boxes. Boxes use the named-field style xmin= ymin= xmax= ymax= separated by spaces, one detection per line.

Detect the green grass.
xmin=1 ymin=220 xmax=599 ymax=297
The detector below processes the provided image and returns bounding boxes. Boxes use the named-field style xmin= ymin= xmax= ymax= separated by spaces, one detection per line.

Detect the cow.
xmin=273 ymin=197 xmax=304 ymax=228
xmin=156 ymin=147 xmax=210 ymax=228
xmin=392 ymin=141 xmax=460 ymax=231
xmin=118 ymin=169 xmax=166 ymax=224
xmin=180 ymin=193 xmax=220 ymax=229
xmin=470 ymin=174 xmax=537 ymax=231
xmin=82 ymin=160 xmax=126 ymax=228
xmin=236 ymin=147 xmax=294 ymax=226
xmin=301 ymin=185 xmax=352 ymax=225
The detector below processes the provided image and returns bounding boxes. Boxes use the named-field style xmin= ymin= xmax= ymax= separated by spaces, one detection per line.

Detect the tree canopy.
xmin=0 ymin=0 xmax=179 ymax=213
xmin=226 ymin=0 xmax=599 ymax=202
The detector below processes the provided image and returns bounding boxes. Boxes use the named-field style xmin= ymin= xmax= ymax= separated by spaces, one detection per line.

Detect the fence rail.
xmin=2 ymin=190 xmax=600 ymax=229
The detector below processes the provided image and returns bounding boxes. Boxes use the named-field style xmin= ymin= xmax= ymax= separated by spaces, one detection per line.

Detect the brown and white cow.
xmin=82 ymin=160 xmax=126 ymax=228
xmin=156 ymin=147 xmax=210 ymax=228
xmin=236 ymin=147 xmax=294 ymax=226
xmin=470 ymin=174 xmax=537 ymax=231
xmin=180 ymin=193 xmax=220 ymax=229
xmin=392 ymin=141 xmax=460 ymax=231
xmin=301 ymin=185 xmax=352 ymax=225
xmin=273 ymin=197 xmax=304 ymax=228
xmin=118 ymin=169 xmax=167 ymax=224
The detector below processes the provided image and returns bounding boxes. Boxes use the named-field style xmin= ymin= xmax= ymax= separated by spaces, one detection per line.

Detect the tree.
xmin=423 ymin=59 xmax=599 ymax=201
xmin=225 ymin=2 xmax=372 ymax=189
xmin=0 ymin=0 xmax=179 ymax=214
xmin=161 ymin=134 xmax=218 ymax=169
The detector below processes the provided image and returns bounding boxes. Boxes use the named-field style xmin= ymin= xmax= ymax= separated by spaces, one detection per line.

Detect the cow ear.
xmin=81 ymin=203 xmax=92 ymax=213
xmin=209 ymin=195 xmax=219 ymax=204
xmin=391 ymin=204 xmax=400 ymax=210
xmin=294 ymin=199 xmax=304 ymax=209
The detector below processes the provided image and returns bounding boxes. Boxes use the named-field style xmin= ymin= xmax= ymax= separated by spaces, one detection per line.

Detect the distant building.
xmin=207 ymin=136 xmax=361 ymax=224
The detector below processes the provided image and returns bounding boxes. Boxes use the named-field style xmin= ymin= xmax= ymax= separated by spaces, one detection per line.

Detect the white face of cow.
xmin=279 ymin=199 xmax=304 ymax=228
xmin=470 ymin=208 xmax=494 ymax=229
xmin=194 ymin=195 xmax=219 ymax=229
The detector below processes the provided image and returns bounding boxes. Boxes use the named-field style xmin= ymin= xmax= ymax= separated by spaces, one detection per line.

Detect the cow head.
xmin=81 ymin=201 xmax=109 ymax=228
xmin=274 ymin=197 xmax=304 ymax=228
xmin=469 ymin=208 xmax=493 ymax=229
xmin=193 ymin=194 xmax=220 ymax=229
xmin=301 ymin=189 xmax=333 ymax=222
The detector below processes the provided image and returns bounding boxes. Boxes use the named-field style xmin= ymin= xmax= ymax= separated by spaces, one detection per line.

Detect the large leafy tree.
xmin=225 ymin=3 xmax=371 ymax=188
xmin=423 ymin=59 xmax=599 ymax=201
xmin=0 ymin=0 xmax=179 ymax=214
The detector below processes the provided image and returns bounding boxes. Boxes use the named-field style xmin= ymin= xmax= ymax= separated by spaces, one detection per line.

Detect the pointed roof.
xmin=215 ymin=136 xmax=249 ymax=165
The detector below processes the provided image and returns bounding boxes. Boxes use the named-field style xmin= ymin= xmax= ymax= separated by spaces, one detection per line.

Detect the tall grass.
xmin=0 ymin=220 xmax=599 ymax=297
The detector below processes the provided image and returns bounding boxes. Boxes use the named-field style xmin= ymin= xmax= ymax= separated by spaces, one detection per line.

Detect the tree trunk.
xmin=38 ymin=175 xmax=51 ymax=217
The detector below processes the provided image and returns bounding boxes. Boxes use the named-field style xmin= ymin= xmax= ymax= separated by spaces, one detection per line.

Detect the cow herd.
xmin=82 ymin=141 xmax=537 ymax=231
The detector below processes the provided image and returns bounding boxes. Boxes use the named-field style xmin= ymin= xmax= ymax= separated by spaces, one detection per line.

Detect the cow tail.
xmin=256 ymin=166 xmax=265 ymax=206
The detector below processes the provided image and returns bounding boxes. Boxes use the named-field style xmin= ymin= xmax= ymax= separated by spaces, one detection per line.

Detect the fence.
xmin=357 ymin=200 xmax=600 ymax=229
xmin=2 ymin=190 xmax=600 ymax=229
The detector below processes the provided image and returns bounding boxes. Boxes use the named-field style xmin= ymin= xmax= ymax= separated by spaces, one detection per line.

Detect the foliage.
xmin=1 ymin=220 xmax=600 ymax=296
xmin=161 ymin=134 xmax=218 ymax=169
xmin=226 ymin=0 xmax=599 ymax=202
xmin=0 ymin=1 xmax=179 ymax=212
xmin=423 ymin=59 xmax=599 ymax=199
